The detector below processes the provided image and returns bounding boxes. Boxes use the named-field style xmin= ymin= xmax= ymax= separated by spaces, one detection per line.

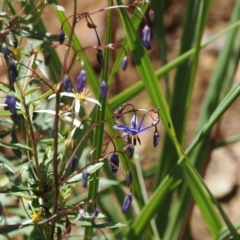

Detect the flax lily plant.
xmin=1 ymin=0 xmax=240 ymax=240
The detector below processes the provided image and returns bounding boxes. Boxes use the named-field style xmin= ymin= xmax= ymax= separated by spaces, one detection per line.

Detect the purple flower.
xmin=59 ymin=29 xmax=65 ymax=44
xmin=121 ymin=56 xmax=128 ymax=71
xmin=5 ymin=93 xmax=17 ymax=115
xmin=110 ymin=152 xmax=119 ymax=175
xmin=153 ymin=130 xmax=160 ymax=147
xmin=81 ymin=169 xmax=88 ymax=188
xmin=141 ymin=25 xmax=151 ymax=50
xmin=100 ymin=80 xmax=107 ymax=99
xmin=122 ymin=193 xmax=132 ymax=213
xmin=63 ymin=74 xmax=72 ymax=93
xmin=113 ymin=114 xmax=154 ymax=145
xmin=8 ymin=61 xmax=18 ymax=83
xmin=76 ymin=70 xmax=87 ymax=93
xmin=91 ymin=208 xmax=99 ymax=220
xmin=71 ymin=155 xmax=78 ymax=172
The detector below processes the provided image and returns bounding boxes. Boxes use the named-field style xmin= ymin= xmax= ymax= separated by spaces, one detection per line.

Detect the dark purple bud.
xmin=65 ymin=216 xmax=71 ymax=233
xmin=121 ymin=55 xmax=128 ymax=71
xmin=5 ymin=93 xmax=17 ymax=115
xmin=8 ymin=61 xmax=18 ymax=83
xmin=153 ymin=130 xmax=160 ymax=147
xmin=44 ymin=50 xmax=51 ymax=66
xmin=110 ymin=152 xmax=119 ymax=175
xmin=76 ymin=70 xmax=87 ymax=93
xmin=81 ymin=169 xmax=88 ymax=188
xmin=96 ymin=50 xmax=104 ymax=68
xmin=141 ymin=25 xmax=151 ymax=50
xmin=127 ymin=144 xmax=134 ymax=159
xmin=59 ymin=29 xmax=65 ymax=44
xmin=63 ymin=74 xmax=72 ymax=92
xmin=91 ymin=208 xmax=99 ymax=220
xmin=122 ymin=193 xmax=132 ymax=213
xmin=149 ymin=9 xmax=154 ymax=23
xmin=71 ymin=155 xmax=78 ymax=172
xmin=100 ymin=80 xmax=107 ymax=99
xmin=2 ymin=43 xmax=9 ymax=58
xmin=126 ymin=170 xmax=132 ymax=185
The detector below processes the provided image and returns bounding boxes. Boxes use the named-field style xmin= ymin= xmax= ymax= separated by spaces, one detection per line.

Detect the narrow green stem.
xmin=49 ymin=0 xmax=77 ymax=239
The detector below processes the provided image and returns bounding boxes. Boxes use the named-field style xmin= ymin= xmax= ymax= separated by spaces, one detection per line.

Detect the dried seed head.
xmin=127 ymin=144 xmax=135 ymax=159
xmin=141 ymin=25 xmax=151 ymax=50
xmin=153 ymin=130 xmax=160 ymax=147
xmin=121 ymin=55 xmax=128 ymax=71
xmin=100 ymin=80 xmax=107 ymax=99
xmin=65 ymin=216 xmax=71 ymax=233
xmin=2 ymin=43 xmax=9 ymax=58
xmin=91 ymin=208 xmax=99 ymax=220
xmin=44 ymin=50 xmax=51 ymax=66
xmin=8 ymin=61 xmax=18 ymax=83
xmin=96 ymin=49 xmax=104 ymax=68
xmin=71 ymin=155 xmax=78 ymax=172
xmin=110 ymin=152 xmax=119 ymax=175
xmin=81 ymin=169 xmax=88 ymax=188
xmin=63 ymin=74 xmax=72 ymax=92
xmin=114 ymin=106 xmax=124 ymax=119
xmin=76 ymin=70 xmax=87 ymax=93
xmin=122 ymin=193 xmax=132 ymax=213
xmin=126 ymin=170 xmax=132 ymax=185
xmin=149 ymin=9 xmax=154 ymax=22
xmin=59 ymin=29 xmax=65 ymax=44
xmin=5 ymin=93 xmax=17 ymax=115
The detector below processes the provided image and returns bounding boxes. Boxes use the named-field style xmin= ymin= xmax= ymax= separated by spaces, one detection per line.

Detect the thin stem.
xmin=49 ymin=0 xmax=78 ymax=239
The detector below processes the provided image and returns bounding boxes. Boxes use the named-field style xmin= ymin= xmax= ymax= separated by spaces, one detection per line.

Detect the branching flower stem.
xmin=49 ymin=0 xmax=78 ymax=239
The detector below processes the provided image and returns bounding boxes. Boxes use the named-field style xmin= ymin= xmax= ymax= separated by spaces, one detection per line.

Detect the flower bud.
xmin=121 ymin=55 xmax=128 ymax=71
xmin=44 ymin=50 xmax=51 ymax=66
xmin=63 ymin=74 xmax=72 ymax=92
xmin=109 ymin=152 xmax=119 ymax=175
xmin=141 ymin=25 xmax=151 ymax=50
xmin=96 ymin=50 xmax=104 ymax=68
xmin=153 ymin=130 xmax=160 ymax=147
xmin=76 ymin=70 xmax=87 ymax=93
xmin=81 ymin=169 xmax=88 ymax=188
xmin=122 ymin=193 xmax=132 ymax=213
xmin=127 ymin=144 xmax=134 ymax=159
xmin=8 ymin=61 xmax=18 ymax=83
xmin=59 ymin=29 xmax=65 ymax=44
xmin=71 ymin=155 xmax=78 ymax=172
xmin=149 ymin=9 xmax=154 ymax=23
xmin=5 ymin=93 xmax=17 ymax=115
xmin=2 ymin=43 xmax=9 ymax=58
xmin=126 ymin=170 xmax=132 ymax=185
xmin=91 ymin=208 xmax=99 ymax=220
xmin=100 ymin=80 xmax=107 ymax=99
